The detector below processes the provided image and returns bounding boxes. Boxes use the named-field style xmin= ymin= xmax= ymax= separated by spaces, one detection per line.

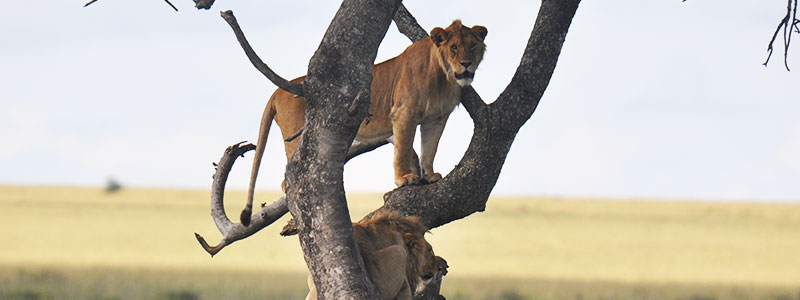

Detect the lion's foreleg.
xmin=391 ymin=117 xmax=420 ymax=186
xmin=419 ymin=117 xmax=448 ymax=183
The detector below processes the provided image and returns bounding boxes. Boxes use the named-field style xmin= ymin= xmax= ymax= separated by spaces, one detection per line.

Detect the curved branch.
xmin=194 ymin=142 xmax=288 ymax=256
xmin=221 ymin=10 xmax=304 ymax=97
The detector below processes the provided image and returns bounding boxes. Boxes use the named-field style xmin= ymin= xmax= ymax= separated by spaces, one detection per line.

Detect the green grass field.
xmin=1 ymin=185 xmax=800 ymax=300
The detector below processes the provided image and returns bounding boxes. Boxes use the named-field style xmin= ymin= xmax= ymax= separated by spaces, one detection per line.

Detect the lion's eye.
xmin=470 ymin=43 xmax=476 ymax=49
xmin=450 ymin=45 xmax=458 ymax=51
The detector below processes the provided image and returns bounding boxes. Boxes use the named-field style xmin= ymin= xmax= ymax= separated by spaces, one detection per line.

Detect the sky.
xmin=1 ymin=0 xmax=798 ymax=202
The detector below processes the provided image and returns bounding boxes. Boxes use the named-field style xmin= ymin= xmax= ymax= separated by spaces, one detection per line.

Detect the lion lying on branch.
xmin=305 ymin=211 xmax=448 ymax=300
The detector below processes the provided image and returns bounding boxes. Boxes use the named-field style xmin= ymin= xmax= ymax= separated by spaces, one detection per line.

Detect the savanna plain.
xmin=1 ymin=185 xmax=799 ymax=300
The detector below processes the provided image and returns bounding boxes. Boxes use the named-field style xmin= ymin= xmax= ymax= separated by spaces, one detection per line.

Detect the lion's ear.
xmin=471 ymin=25 xmax=488 ymax=41
xmin=403 ymin=233 xmax=419 ymax=248
xmin=430 ymin=27 xmax=448 ymax=47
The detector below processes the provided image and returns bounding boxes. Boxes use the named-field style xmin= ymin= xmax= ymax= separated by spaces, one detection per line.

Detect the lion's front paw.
xmin=423 ymin=172 xmax=442 ymax=183
xmin=395 ymin=173 xmax=420 ymax=186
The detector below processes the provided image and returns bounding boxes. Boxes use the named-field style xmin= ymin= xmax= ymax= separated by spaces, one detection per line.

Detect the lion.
xmin=305 ymin=211 xmax=447 ymax=300
xmin=240 ymin=20 xmax=488 ymax=226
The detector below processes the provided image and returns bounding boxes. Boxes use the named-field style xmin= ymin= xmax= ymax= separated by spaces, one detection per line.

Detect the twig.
xmin=84 ymin=0 xmax=177 ymax=11
xmin=220 ymin=10 xmax=304 ymax=96
xmin=164 ymin=0 xmax=178 ymax=11
xmin=764 ymin=0 xmax=799 ymax=71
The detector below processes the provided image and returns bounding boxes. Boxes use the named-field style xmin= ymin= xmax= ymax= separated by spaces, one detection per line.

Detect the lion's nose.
xmin=460 ymin=61 xmax=472 ymax=68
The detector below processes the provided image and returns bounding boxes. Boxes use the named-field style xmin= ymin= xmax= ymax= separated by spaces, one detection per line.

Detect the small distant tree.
xmin=105 ymin=177 xmax=122 ymax=194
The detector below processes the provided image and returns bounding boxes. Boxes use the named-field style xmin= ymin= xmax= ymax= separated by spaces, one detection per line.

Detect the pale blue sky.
xmin=1 ymin=0 xmax=798 ymax=201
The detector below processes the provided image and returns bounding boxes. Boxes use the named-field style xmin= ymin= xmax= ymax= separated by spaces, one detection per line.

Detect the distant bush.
xmin=105 ymin=178 xmax=122 ymax=194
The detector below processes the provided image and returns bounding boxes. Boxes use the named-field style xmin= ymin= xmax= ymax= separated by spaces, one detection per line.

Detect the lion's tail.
xmin=241 ymin=95 xmax=278 ymax=227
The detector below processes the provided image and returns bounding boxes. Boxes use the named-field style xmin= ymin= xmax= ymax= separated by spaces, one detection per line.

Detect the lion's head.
xmin=403 ymin=229 xmax=447 ymax=294
xmin=430 ymin=20 xmax=488 ymax=87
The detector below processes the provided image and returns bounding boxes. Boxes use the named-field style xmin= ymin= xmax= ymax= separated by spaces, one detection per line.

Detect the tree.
xmin=75 ymin=0 xmax=796 ymax=297
xmin=191 ymin=0 xmax=581 ymax=299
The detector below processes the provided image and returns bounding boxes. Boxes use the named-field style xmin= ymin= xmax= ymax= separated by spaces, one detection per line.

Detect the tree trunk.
xmin=283 ymin=0 xmax=402 ymax=299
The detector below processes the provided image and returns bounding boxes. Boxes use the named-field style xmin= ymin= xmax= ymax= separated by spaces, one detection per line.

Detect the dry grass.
xmin=1 ymin=185 xmax=800 ymax=299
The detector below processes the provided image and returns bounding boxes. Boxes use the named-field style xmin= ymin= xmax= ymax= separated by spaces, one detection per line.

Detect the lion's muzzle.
xmin=455 ymin=71 xmax=474 ymax=87
xmin=454 ymin=71 xmax=474 ymax=80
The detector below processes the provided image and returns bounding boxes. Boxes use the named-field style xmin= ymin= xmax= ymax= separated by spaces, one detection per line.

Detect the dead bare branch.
xmin=764 ymin=0 xmax=799 ymax=70
xmin=220 ymin=10 xmax=304 ymax=97
xmin=194 ymin=142 xmax=289 ymax=256
xmin=196 ymin=137 xmax=419 ymax=256
xmin=164 ymin=0 xmax=178 ymax=11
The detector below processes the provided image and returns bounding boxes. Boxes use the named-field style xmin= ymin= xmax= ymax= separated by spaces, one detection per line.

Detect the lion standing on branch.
xmin=240 ymin=20 xmax=488 ymax=226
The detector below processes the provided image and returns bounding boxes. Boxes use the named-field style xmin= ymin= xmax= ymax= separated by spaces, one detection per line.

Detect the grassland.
xmin=1 ymin=185 xmax=800 ymax=300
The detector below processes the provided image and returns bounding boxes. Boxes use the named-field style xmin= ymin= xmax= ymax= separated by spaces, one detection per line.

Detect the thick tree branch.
xmin=221 ymin=10 xmax=304 ymax=97
xmin=392 ymin=4 xmax=429 ymax=43
xmin=194 ymin=142 xmax=288 ymax=256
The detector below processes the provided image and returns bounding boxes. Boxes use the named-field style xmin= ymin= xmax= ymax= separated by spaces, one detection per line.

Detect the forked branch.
xmin=221 ymin=10 xmax=304 ymax=97
xmin=194 ymin=142 xmax=288 ymax=256
xmin=764 ymin=0 xmax=799 ymax=70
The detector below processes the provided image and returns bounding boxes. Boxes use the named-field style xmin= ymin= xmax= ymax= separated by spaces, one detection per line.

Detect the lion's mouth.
xmin=454 ymin=71 xmax=474 ymax=80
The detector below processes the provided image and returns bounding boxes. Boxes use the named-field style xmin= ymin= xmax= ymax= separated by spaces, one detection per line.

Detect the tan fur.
xmin=305 ymin=211 xmax=445 ymax=300
xmin=241 ymin=20 xmax=488 ymax=226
